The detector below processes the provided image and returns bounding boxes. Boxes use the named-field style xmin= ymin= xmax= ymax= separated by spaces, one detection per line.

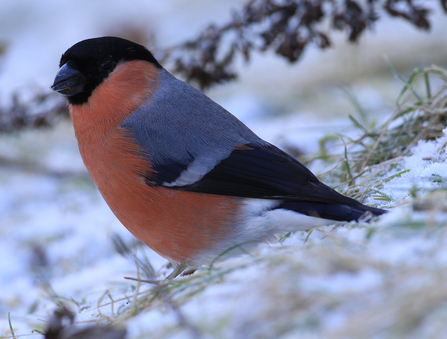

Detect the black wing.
xmin=148 ymin=143 xmax=361 ymax=206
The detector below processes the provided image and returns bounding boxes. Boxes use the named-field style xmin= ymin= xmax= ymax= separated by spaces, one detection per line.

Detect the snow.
xmin=1 ymin=1 xmax=447 ymax=338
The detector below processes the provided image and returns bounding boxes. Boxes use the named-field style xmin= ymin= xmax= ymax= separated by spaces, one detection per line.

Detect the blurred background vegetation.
xmin=0 ymin=0 xmax=446 ymax=133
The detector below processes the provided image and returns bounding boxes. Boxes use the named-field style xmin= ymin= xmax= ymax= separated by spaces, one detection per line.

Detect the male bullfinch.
xmin=51 ymin=37 xmax=386 ymax=266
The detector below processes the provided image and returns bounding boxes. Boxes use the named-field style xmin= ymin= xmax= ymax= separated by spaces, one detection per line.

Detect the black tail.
xmin=277 ymin=200 xmax=387 ymax=222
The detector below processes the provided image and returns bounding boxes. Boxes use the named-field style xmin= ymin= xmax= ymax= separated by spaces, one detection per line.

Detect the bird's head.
xmin=51 ymin=37 xmax=161 ymax=105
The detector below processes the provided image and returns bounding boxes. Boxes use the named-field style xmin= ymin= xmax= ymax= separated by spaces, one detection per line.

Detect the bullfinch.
xmin=51 ymin=37 xmax=386 ymax=266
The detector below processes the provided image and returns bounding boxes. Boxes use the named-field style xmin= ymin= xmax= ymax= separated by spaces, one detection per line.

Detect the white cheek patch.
xmin=162 ymin=156 xmax=220 ymax=187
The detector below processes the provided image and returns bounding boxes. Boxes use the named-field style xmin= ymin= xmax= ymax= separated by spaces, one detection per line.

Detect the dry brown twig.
xmin=159 ymin=0 xmax=445 ymax=89
xmin=0 ymin=90 xmax=68 ymax=133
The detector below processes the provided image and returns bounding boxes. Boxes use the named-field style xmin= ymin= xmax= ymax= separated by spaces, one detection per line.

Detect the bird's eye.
xmin=99 ymin=59 xmax=114 ymax=71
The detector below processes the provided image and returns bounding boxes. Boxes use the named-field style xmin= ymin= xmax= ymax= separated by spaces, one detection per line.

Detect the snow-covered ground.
xmin=2 ymin=118 xmax=447 ymax=338
xmin=1 ymin=1 xmax=447 ymax=338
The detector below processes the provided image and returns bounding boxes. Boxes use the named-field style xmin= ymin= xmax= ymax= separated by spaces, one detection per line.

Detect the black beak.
xmin=51 ymin=63 xmax=85 ymax=97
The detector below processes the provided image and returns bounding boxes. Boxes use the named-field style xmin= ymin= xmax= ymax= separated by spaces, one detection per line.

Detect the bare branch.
xmin=0 ymin=91 xmax=68 ymax=133
xmin=159 ymin=0 xmax=441 ymax=90
xmin=0 ymin=0 xmax=445 ymax=133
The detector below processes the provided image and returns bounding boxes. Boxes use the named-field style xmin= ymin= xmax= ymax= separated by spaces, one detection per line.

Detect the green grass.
xmin=312 ymin=65 xmax=447 ymax=207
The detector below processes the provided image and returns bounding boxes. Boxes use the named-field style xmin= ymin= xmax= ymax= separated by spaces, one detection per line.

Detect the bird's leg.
xmin=166 ymin=262 xmax=188 ymax=280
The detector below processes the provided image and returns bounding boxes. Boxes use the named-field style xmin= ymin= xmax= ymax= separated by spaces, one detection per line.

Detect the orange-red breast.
xmin=51 ymin=37 xmax=385 ymax=265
